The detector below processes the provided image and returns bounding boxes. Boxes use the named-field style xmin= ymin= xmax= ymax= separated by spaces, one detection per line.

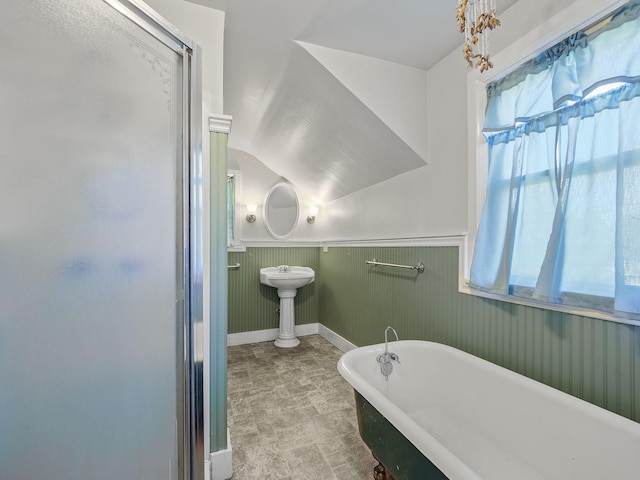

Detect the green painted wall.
xmin=227 ymin=244 xmax=640 ymax=423
xmin=318 ymin=246 xmax=640 ymax=423
xmin=228 ymin=247 xmax=319 ymax=334
xmin=210 ymin=132 xmax=229 ymax=452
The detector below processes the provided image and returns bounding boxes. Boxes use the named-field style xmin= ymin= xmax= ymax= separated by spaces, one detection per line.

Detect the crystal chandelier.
xmin=456 ymin=0 xmax=501 ymax=73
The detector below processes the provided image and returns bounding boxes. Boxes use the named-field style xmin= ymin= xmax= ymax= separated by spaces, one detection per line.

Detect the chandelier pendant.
xmin=456 ymin=0 xmax=501 ymax=73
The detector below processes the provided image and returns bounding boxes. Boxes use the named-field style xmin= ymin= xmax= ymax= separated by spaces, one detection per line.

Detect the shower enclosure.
xmin=0 ymin=1 xmax=203 ymax=479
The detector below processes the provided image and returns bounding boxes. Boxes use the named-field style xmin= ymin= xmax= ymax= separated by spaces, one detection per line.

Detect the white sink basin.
xmin=259 ymin=266 xmax=315 ymax=291
xmin=259 ymin=266 xmax=315 ymax=348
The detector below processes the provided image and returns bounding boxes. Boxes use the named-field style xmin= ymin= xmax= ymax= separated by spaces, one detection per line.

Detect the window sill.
xmin=458 ymin=280 xmax=640 ymax=327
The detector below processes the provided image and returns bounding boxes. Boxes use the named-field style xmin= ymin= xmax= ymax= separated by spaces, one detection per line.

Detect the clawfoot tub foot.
xmin=372 ymin=453 xmax=395 ymax=480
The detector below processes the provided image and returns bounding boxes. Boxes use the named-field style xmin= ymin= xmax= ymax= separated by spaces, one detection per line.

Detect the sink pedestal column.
xmin=274 ymin=289 xmax=300 ymax=348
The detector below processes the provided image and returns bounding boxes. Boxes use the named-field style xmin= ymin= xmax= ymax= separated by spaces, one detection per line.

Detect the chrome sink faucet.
xmin=377 ymin=326 xmax=400 ymax=380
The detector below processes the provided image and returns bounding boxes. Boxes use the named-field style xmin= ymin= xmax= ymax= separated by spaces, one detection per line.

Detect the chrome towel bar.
xmin=366 ymin=258 xmax=424 ymax=274
xmin=227 ymin=263 xmax=241 ymax=270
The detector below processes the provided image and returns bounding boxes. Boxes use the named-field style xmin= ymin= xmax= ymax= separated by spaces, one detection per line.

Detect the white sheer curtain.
xmin=470 ymin=1 xmax=640 ymax=320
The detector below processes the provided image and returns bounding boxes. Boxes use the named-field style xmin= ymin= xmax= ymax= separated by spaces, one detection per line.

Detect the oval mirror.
xmin=264 ymin=182 xmax=299 ymax=239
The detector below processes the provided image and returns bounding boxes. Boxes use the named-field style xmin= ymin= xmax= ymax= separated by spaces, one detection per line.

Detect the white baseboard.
xmin=227 ymin=327 xmax=279 ymax=346
xmin=317 ymin=323 xmax=357 ymax=353
xmin=294 ymin=323 xmax=319 ymax=337
xmin=227 ymin=323 xmax=319 ymax=346
xmin=227 ymin=323 xmax=356 ymax=353
xmin=210 ymin=429 xmax=232 ymax=480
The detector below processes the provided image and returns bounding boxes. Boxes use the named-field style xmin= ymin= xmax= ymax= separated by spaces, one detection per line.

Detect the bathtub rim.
xmin=337 ymin=339 xmax=640 ymax=480
xmin=338 ymin=341 xmax=482 ymax=480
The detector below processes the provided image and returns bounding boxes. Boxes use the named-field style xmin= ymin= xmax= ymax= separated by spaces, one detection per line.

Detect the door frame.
xmin=104 ymin=2 xmax=204 ymax=479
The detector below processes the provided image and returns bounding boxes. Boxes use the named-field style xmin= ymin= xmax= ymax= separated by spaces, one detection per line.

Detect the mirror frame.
xmin=263 ymin=182 xmax=299 ymax=240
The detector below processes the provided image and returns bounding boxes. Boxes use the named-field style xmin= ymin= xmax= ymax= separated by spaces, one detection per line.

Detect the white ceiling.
xmin=190 ymin=0 xmax=519 ymax=203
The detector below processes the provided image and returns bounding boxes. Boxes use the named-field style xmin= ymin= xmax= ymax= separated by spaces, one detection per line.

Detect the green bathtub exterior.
xmin=355 ymin=392 xmax=447 ymax=480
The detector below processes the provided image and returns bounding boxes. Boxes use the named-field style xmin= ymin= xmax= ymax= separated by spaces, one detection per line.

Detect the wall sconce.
xmin=307 ymin=206 xmax=319 ymax=224
xmin=246 ymin=204 xmax=257 ymax=223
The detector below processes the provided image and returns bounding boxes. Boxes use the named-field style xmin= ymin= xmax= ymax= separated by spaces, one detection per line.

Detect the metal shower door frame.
xmin=103 ymin=2 xmax=205 ymax=479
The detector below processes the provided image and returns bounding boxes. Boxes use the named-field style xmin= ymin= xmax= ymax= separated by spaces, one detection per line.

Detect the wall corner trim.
xmin=209 ymin=114 xmax=232 ymax=133
xmin=241 ymin=240 xmax=324 ymax=248
xmin=321 ymin=234 xmax=467 ymax=249
xmin=209 ymin=429 xmax=232 ymax=480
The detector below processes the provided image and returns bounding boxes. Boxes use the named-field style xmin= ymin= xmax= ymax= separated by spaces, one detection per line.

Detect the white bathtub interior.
xmin=338 ymin=340 xmax=640 ymax=480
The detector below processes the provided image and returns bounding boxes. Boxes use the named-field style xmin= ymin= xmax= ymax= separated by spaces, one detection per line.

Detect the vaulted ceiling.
xmin=190 ymin=0 xmax=518 ymax=204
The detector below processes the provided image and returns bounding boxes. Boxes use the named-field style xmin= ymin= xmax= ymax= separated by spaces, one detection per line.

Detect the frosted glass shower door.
xmin=0 ymin=1 xmax=200 ymax=479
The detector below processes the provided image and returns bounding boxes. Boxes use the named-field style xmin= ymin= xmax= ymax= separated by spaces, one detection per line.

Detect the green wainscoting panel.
xmin=228 ymin=247 xmax=319 ymax=334
xmin=318 ymin=246 xmax=640 ymax=423
xmin=210 ymin=131 xmax=230 ymax=452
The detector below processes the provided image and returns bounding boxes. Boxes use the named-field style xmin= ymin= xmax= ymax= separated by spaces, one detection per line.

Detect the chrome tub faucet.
xmin=377 ymin=326 xmax=400 ymax=380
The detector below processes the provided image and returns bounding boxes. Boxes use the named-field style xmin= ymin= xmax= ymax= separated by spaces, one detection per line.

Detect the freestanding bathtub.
xmin=338 ymin=340 xmax=640 ymax=480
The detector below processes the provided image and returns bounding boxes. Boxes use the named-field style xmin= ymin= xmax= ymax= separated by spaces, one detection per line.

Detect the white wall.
xmin=313 ymin=49 xmax=469 ymax=241
xmin=229 ymin=0 xmax=614 ymax=244
xmin=230 ymin=150 xmax=319 ymax=243
xmin=144 ymin=0 xmax=225 ymax=112
xmin=298 ymin=41 xmax=429 ymax=162
xmin=316 ymin=0 xmax=584 ymax=242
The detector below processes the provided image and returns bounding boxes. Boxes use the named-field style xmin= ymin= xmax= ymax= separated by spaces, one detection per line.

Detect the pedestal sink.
xmin=259 ymin=266 xmax=315 ymax=348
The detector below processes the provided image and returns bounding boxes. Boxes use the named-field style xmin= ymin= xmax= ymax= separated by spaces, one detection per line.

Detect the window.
xmin=469 ymin=1 xmax=640 ymax=322
xmin=227 ymin=174 xmax=235 ymax=247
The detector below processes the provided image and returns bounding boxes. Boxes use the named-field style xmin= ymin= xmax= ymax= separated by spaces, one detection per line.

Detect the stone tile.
xmin=229 ymin=432 xmax=263 ymax=465
xmin=231 ymin=453 xmax=290 ymax=480
xmin=285 ymin=380 xmax=319 ymax=397
xmin=228 ymin=335 xmax=373 ymax=480
xmin=274 ymin=420 xmax=320 ymax=452
xmin=254 ymin=420 xmax=278 ymax=442
xmin=307 ymin=392 xmax=354 ymax=414
xmin=283 ymin=444 xmax=337 ymax=480
xmin=332 ymin=459 xmax=378 ymax=480
xmin=266 ymin=406 xmax=319 ymax=430
xmin=229 ymin=415 xmax=258 ymax=437
xmin=317 ymin=431 xmax=372 ymax=468
xmin=228 ymin=395 xmax=252 ymax=419
xmin=311 ymin=408 xmax=358 ymax=438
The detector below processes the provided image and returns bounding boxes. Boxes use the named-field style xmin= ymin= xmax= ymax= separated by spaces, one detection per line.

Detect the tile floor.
xmin=227 ymin=335 xmax=378 ymax=479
